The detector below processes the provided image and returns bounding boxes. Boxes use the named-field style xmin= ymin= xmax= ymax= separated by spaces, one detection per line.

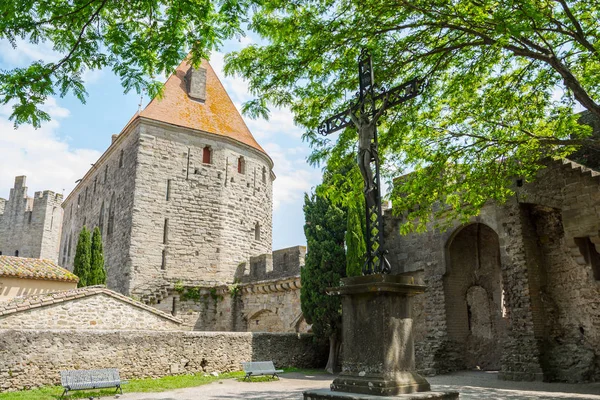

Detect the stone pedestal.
xmin=304 ymin=274 xmax=458 ymax=399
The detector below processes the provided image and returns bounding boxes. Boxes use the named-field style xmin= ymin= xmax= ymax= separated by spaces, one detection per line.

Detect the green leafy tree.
xmin=6 ymin=1 xmax=600 ymax=232
xmin=223 ymin=0 xmax=600 ymax=232
xmin=89 ymin=226 xmax=106 ymax=286
xmin=301 ymin=188 xmax=347 ymax=373
xmin=0 ymin=0 xmax=253 ymax=127
xmin=73 ymin=226 xmax=91 ymax=287
xmin=345 ymin=194 xmax=366 ymax=277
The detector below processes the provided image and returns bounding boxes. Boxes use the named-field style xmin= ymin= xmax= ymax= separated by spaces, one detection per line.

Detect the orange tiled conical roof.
xmin=139 ymin=59 xmax=266 ymax=155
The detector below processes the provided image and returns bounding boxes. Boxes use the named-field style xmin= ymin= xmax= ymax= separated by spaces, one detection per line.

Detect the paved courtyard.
xmin=108 ymin=371 xmax=600 ymax=400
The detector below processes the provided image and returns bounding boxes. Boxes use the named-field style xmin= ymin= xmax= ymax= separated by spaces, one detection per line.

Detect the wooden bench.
xmin=60 ymin=368 xmax=127 ymax=399
xmin=241 ymin=361 xmax=283 ymax=381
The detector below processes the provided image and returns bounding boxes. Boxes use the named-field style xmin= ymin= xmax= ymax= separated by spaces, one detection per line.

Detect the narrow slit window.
xmin=238 ymin=156 xmax=245 ymax=174
xmin=163 ymin=218 xmax=169 ymax=244
xmin=166 ymin=179 xmax=171 ymax=201
xmin=161 ymin=249 xmax=167 ymax=270
xmin=254 ymin=222 xmax=261 ymax=241
xmin=203 ymin=146 xmax=212 ymax=164
xmin=107 ymin=193 xmax=115 ymax=236
xmin=67 ymin=234 xmax=72 ymax=258
xmin=119 ymin=149 xmax=124 ymax=168
xmin=262 ymin=167 xmax=266 ymax=183
xmin=14 ymin=250 xmax=19 ymax=257
xmin=99 ymin=201 xmax=105 ymax=234
xmin=104 ymin=166 xmax=108 ymax=183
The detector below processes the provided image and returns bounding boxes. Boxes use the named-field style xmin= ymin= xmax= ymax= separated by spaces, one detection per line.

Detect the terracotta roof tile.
xmin=0 ymin=256 xmax=78 ymax=283
xmin=0 ymin=285 xmax=183 ymax=324
xmin=139 ymin=59 xmax=267 ymax=155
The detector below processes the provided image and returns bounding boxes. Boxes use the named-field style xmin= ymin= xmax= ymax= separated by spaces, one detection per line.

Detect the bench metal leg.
xmin=60 ymin=388 xmax=68 ymax=400
xmin=244 ymin=373 xmax=252 ymax=381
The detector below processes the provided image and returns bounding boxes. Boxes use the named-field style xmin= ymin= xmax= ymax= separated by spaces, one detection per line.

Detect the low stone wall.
xmin=0 ymin=330 xmax=327 ymax=392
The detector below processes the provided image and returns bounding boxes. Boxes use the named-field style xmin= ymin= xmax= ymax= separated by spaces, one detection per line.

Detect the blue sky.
xmin=0 ymin=36 xmax=322 ymax=250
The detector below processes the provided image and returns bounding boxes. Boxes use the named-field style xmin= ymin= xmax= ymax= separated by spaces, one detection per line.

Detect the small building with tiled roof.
xmin=0 ymin=285 xmax=183 ymax=330
xmin=0 ymin=255 xmax=78 ymax=301
xmin=59 ymin=56 xmax=275 ymax=306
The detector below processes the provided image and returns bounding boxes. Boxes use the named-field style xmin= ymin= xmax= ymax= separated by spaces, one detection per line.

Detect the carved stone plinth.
xmin=304 ymin=274 xmax=458 ymax=399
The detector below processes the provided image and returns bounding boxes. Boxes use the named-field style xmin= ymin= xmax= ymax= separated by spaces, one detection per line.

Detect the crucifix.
xmin=318 ymin=49 xmax=422 ymax=275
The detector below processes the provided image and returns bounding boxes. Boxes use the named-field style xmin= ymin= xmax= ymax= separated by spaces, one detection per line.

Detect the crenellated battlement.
xmin=240 ymin=245 xmax=306 ymax=283
xmin=0 ymin=176 xmax=63 ymax=261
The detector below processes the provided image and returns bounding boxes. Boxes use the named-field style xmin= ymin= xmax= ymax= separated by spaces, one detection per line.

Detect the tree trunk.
xmin=325 ymin=333 xmax=341 ymax=374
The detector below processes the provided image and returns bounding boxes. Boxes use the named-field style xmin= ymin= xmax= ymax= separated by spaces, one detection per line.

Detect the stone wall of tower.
xmin=0 ymin=176 xmax=63 ymax=261
xmin=129 ymin=119 xmax=273 ymax=297
xmin=59 ymin=125 xmax=140 ymax=294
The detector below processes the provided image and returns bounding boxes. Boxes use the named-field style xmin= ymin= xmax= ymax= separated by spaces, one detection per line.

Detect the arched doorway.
xmin=444 ymin=223 xmax=506 ymax=370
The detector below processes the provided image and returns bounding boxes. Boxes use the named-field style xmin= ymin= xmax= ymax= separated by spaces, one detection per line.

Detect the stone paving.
xmin=106 ymin=371 xmax=600 ymax=400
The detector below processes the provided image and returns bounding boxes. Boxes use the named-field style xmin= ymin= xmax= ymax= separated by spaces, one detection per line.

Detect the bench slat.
xmin=60 ymin=368 xmax=125 ymax=399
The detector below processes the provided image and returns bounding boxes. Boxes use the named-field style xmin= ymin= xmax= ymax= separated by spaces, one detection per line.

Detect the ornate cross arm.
xmin=318 ymin=108 xmax=355 ymax=136
xmin=373 ymin=78 xmax=422 ymax=109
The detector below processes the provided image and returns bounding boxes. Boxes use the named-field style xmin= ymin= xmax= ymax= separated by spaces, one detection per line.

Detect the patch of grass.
xmin=0 ymin=371 xmax=245 ymax=400
xmin=236 ymin=375 xmax=279 ymax=382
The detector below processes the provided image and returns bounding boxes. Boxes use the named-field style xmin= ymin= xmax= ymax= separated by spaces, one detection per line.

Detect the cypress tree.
xmin=73 ymin=227 xmax=91 ymax=287
xmin=89 ymin=226 xmax=106 ymax=285
xmin=301 ymin=190 xmax=347 ymax=373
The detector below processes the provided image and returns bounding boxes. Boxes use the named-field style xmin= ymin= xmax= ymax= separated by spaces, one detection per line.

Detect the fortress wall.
xmin=129 ymin=120 xmax=273 ymax=296
xmin=59 ymin=125 xmax=140 ymax=294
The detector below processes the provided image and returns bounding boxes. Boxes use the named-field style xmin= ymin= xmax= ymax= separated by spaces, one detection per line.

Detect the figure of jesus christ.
xmin=349 ymin=98 xmax=387 ymax=196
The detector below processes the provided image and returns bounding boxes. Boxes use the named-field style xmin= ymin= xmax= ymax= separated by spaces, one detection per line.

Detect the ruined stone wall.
xmin=385 ymin=159 xmax=600 ymax=382
xmin=128 ymin=120 xmax=273 ymax=297
xmin=0 ymin=294 xmax=181 ymax=331
xmin=60 ymin=125 xmax=140 ymax=294
xmin=153 ymin=275 xmax=305 ymax=333
xmin=149 ymin=246 xmax=306 ymax=333
xmin=0 ymin=176 xmax=63 ymax=261
xmin=0 ymin=330 xmax=327 ymax=392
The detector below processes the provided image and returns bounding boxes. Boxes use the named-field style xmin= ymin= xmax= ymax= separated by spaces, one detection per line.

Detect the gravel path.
xmin=106 ymin=371 xmax=600 ymax=400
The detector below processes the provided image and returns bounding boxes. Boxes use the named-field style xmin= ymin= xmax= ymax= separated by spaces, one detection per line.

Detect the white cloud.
xmin=264 ymin=143 xmax=321 ymax=211
xmin=0 ymin=99 xmax=101 ymax=200
xmin=0 ymin=39 xmax=60 ymax=66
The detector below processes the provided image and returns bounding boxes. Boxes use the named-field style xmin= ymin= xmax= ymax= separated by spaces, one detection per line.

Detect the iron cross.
xmin=318 ymin=49 xmax=422 ymax=275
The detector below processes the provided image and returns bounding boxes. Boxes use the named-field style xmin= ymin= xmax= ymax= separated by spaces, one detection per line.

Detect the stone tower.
xmin=0 ymin=176 xmax=63 ymax=261
xmin=59 ymin=59 xmax=274 ymax=297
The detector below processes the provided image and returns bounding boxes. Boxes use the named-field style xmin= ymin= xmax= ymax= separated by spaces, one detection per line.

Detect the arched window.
xmin=119 ymin=149 xmax=124 ymax=168
xmin=262 ymin=167 xmax=266 ymax=183
xmin=238 ymin=156 xmax=245 ymax=174
xmin=254 ymin=222 xmax=261 ymax=241
xmin=107 ymin=193 xmax=115 ymax=236
xmin=203 ymin=146 xmax=212 ymax=164
xmin=99 ymin=201 xmax=105 ymax=234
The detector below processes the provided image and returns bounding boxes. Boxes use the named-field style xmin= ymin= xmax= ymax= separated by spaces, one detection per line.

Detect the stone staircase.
xmin=138 ymin=283 xmax=172 ymax=305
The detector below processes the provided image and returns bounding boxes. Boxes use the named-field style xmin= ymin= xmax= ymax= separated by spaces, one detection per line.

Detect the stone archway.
xmin=247 ymin=309 xmax=284 ymax=332
xmin=444 ymin=223 xmax=506 ymax=370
